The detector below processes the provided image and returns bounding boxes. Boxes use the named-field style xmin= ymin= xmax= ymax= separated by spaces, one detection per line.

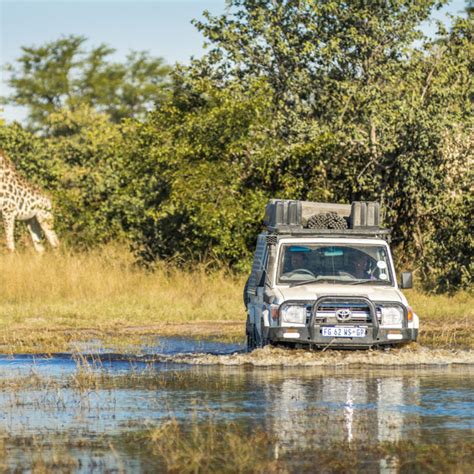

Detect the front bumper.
xmin=268 ymin=326 xmax=418 ymax=348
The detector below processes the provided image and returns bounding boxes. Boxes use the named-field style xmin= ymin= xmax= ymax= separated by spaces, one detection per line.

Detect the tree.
xmin=184 ymin=0 xmax=472 ymax=288
xmin=0 ymin=2 xmax=470 ymax=290
xmin=117 ymin=76 xmax=275 ymax=269
xmin=191 ymin=1 xmax=450 ymax=208
xmin=416 ymin=12 xmax=473 ymax=292
xmin=2 ymin=35 xmax=171 ymax=131
xmin=193 ymin=0 xmax=444 ymax=121
xmin=0 ymin=105 xmax=130 ymax=247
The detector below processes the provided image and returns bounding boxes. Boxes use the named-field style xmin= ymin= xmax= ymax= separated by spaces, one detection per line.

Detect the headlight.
xmin=280 ymin=304 xmax=306 ymax=324
xmin=381 ymin=306 xmax=403 ymax=326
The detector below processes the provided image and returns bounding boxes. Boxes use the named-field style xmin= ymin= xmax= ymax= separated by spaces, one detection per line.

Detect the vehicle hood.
xmin=274 ymin=284 xmax=405 ymax=305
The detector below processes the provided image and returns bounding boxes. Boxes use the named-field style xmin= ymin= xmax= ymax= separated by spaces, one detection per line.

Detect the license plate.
xmin=321 ymin=327 xmax=366 ymax=338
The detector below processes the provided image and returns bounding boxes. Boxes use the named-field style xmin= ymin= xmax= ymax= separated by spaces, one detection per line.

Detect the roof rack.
xmin=264 ymin=199 xmax=389 ymax=238
xmin=266 ymin=226 xmax=391 ymax=241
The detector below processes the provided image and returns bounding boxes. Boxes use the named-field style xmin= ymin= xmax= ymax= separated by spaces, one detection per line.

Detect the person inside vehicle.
xmin=288 ymin=251 xmax=307 ymax=271
xmin=351 ymin=252 xmax=375 ymax=279
xmin=282 ymin=249 xmax=314 ymax=278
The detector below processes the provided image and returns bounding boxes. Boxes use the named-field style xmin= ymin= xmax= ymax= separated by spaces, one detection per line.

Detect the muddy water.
xmin=1 ymin=338 xmax=473 ymax=472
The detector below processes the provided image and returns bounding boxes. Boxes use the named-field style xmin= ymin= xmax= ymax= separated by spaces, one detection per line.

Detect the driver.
xmin=288 ymin=251 xmax=307 ymax=271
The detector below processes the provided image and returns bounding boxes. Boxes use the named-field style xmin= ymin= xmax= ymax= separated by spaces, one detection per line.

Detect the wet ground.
xmin=1 ymin=338 xmax=473 ymax=472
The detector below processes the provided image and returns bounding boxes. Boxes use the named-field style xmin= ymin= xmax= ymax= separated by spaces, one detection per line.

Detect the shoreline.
xmin=0 ymin=319 xmax=473 ymax=357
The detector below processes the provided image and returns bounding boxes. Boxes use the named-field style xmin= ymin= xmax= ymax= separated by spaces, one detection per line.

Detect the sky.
xmin=0 ymin=0 xmax=468 ymax=123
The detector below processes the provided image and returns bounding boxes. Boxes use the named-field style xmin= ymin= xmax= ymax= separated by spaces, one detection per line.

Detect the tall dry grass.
xmin=405 ymin=289 xmax=473 ymax=322
xmin=127 ymin=420 xmax=474 ymax=474
xmin=0 ymin=246 xmax=471 ymax=351
xmin=138 ymin=418 xmax=280 ymax=473
xmin=0 ymin=246 xmax=244 ymax=327
xmin=0 ymin=246 xmax=245 ymax=351
xmin=405 ymin=289 xmax=473 ymax=349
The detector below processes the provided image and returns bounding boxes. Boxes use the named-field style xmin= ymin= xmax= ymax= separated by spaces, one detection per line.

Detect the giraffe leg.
xmin=36 ymin=213 xmax=60 ymax=249
xmin=26 ymin=217 xmax=46 ymax=253
xmin=2 ymin=212 xmax=16 ymax=252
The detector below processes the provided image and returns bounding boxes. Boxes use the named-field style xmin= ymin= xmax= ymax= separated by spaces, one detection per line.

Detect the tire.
xmin=307 ymin=213 xmax=327 ymax=229
xmin=307 ymin=212 xmax=348 ymax=230
xmin=247 ymin=318 xmax=267 ymax=352
xmin=246 ymin=324 xmax=257 ymax=351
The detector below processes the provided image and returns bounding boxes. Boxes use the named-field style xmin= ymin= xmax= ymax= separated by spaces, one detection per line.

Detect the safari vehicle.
xmin=244 ymin=200 xmax=419 ymax=350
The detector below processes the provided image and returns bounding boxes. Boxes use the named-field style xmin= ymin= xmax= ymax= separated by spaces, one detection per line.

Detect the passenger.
xmin=351 ymin=252 xmax=373 ymax=279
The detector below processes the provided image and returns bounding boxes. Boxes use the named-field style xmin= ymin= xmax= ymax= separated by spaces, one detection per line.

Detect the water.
xmin=1 ymin=338 xmax=473 ymax=472
xmin=0 ymin=337 xmax=246 ymax=378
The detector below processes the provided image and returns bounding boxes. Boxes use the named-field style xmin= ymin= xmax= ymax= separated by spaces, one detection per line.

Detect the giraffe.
xmin=0 ymin=149 xmax=59 ymax=252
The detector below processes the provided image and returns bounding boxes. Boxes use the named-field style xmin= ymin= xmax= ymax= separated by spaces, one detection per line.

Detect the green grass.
xmin=0 ymin=246 xmax=471 ymax=352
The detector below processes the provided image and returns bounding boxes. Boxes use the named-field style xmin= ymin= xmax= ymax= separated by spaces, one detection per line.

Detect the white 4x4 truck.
xmin=244 ymin=200 xmax=419 ymax=350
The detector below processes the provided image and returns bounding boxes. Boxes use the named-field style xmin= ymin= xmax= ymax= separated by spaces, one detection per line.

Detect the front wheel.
xmin=247 ymin=318 xmax=269 ymax=352
xmin=246 ymin=328 xmax=255 ymax=351
xmin=246 ymin=323 xmax=259 ymax=351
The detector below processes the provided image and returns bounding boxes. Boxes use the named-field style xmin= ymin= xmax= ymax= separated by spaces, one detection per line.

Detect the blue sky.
xmin=0 ymin=0 xmax=468 ymax=123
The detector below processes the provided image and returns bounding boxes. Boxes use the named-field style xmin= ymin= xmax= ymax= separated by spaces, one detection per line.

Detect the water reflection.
xmin=0 ymin=354 xmax=472 ymax=457
xmin=261 ymin=372 xmax=422 ymax=451
xmin=0 ymin=361 xmax=474 ymax=449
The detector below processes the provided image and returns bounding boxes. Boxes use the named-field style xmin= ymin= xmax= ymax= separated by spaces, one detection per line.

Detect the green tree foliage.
xmin=186 ymin=0 xmax=472 ymax=289
xmin=117 ymin=77 xmax=275 ymax=269
xmin=2 ymin=35 xmax=171 ymax=130
xmin=0 ymin=2 xmax=471 ymax=292
xmin=0 ymin=106 xmax=128 ymax=246
xmin=419 ymin=12 xmax=473 ymax=292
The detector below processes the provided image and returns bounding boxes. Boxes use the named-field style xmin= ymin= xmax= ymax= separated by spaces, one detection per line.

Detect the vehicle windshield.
xmin=278 ymin=244 xmax=393 ymax=285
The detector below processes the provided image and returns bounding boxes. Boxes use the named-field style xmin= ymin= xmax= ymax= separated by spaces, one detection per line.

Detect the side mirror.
xmin=400 ymin=272 xmax=413 ymax=289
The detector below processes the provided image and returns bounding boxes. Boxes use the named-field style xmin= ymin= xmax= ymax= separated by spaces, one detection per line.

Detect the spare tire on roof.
xmin=307 ymin=212 xmax=348 ymax=230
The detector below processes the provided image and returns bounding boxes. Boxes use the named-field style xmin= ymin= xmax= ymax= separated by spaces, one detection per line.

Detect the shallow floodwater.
xmin=1 ymin=338 xmax=473 ymax=472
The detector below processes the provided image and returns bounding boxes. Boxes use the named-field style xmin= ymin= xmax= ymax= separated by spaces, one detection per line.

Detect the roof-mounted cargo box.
xmin=351 ymin=201 xmax=380 ymax=228
xmin=264 ymin=200 xmax=302 ymax=228
xmin=264 ymin=199 xmax=385 ymax=235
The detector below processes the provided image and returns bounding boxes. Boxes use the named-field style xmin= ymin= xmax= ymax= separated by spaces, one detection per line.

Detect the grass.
xmin=127 ymin=419 xmax=280 ymax=473
xmin=2 ymin=420 xmax=473 ymax=473
xmin=405 ymin=289 xmax=473 ymax=349
xmin=0 ymin=246 xmax=471 ymax=353
xmin=0 ymin=246 xmax=244 ymax=352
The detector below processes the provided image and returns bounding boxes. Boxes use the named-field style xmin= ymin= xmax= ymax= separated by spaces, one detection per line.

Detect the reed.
xmin=134 ymin=418 xmax=280 ymax=473
xmin=2 ymin=420 xmax=473 ymax=473
xmin=120 ymin=420 xmax=474 ymax=473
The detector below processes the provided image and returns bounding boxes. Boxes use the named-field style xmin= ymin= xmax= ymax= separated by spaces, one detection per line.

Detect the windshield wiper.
xmin=290 ymin=278 xmax=337 ymax=287
xmin=348 ymin=279 xmax=389 ymax=285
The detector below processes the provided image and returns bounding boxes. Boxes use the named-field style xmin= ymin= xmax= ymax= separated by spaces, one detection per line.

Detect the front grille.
xmin=313 ymin=299 xmax=375 ymax=324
